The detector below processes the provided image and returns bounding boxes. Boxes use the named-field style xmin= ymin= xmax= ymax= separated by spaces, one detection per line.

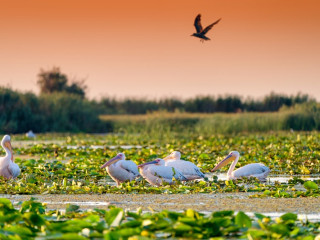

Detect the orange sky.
xmin=1 ymin=0 xmax=320 ymax=100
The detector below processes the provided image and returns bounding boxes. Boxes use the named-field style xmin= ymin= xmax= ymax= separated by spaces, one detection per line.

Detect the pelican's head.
xmin=1 ymin=135 xmax=12 ymax=151
xmin=211 ymin=151 xmax=239 ymax=172
xmin=164 ymin=151 xmax=181 ymax=161
xmin=138 ymin=158 xmax=165 ymax=168
xmin=100 ymin=152 xmax=125 ymax=169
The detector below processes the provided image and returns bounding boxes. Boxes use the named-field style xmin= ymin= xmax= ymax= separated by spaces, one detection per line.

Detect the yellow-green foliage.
xmin=1 ymin=132 xmax=319 ymax=195
xmin=101 ymin=103 xmax=320 ymax=135
xmin=1 ymin=198 xmax=319 ymax=239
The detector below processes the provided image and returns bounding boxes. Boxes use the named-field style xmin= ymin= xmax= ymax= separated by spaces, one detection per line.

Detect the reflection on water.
xmin=208 ymin=173 xmax=320 ymax=183
xmin=67 ymin=145 xmax=79 ymax=150
xmin=91 ymin=145 xmax=104 ymax=149
xmin=47 ymin=201 xmax=110 ymax=206
xmin=268 ymin=175 xmax=320 ymax=183
xmin=66 ymin=145 xmax=143 ymax=150
xmin=12 ymin=201 xmax=110 ymax=206
xmin=98 ymin=179 xmax=117 ymax=186
xmin=12 ymin=140 xmax=65 ymax=148
xmin=199 ymin=211 xmax=320 ymax=222
xmin=247 ymin=212 xmax=320 ymax=222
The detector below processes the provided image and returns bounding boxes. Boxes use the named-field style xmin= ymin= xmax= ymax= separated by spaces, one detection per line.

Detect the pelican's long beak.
xmin=163 ymin=155 xmax=172 ymax=161
xmin=101 ymin=155 xmax=121 ymax=169
xmin=211 ymin=154 xmax=234 ymax=172
xmin=138 ymin=160 xmax=158 ymax=168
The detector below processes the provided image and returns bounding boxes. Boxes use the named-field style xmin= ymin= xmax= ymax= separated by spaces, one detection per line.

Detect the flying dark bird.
xmin=191 ymin=14 xmax=221 ymax=42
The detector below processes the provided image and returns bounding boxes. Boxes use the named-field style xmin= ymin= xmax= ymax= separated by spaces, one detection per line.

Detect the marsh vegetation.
xmin=0 ymin=130 xmax=319 ymax=239
xmin=1 ymin=85 xmax=319 ymax=133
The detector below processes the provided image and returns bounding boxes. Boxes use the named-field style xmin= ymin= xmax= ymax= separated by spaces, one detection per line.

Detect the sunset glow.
xmin=1 ymin=0 xmax=319 ymax=99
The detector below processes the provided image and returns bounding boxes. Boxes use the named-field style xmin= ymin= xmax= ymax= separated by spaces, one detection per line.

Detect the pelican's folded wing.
xmin=149 ymin=166 xmax=174 ymax=180
xmin=166 ymin=160 xmax=204 ymax=178
xmin=121 ymin=160 xmax=139 ymax=176
xmin=8 ymin=163 xmax=20 ymax=178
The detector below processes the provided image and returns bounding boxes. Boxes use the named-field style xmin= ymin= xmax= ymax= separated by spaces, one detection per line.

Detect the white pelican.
xmin=100 ymin=153 xmax=140 ymax=186
xmin=211 ymin=151 xmax=270 ymax=181
xmin=0 ymin=135 xmax=20 ymax=179
xmin=138 ymin=158 xmax=187 ymax=186
xmin=164 ymin=151 xmax=205 ymax=180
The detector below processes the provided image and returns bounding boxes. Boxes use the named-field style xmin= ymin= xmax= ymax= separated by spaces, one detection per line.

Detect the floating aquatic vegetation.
xmin=0 ymin=198 xmax=319 ymax=239
xmin=0 ymin=132 xmax=318 ymax=196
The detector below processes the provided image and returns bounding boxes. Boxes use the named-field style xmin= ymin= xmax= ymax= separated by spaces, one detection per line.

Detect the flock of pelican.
xmin=101 ymin=151 xmax=270 ymax=186
xmin=0 ymin=135 xmax=270 ymax=185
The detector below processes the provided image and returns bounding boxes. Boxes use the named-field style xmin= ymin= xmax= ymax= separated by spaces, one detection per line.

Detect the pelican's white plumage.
xmin=138 ymin=158 xmax=187 ymax=186
xmin=100 ymin=153 xmax=140 ymax=186
xmin=212 ymin=151 xmax=270 ymax=181
xmin=164 ymin=151 xmax=205 ymax=180
xmin=0 ymin=135 xmax=20 ymax=179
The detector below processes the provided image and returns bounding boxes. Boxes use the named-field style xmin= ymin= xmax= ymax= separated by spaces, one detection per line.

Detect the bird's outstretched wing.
xmin=194 ymin=14 xmax=203 ymax=33
xmin=202 ymin=18 xmax=221 ymax=35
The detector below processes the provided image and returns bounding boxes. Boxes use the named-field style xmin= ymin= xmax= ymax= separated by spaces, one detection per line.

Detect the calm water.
xmin=209 ymin=173 xmax=320 ymax=183
xmin=67 ymin=145 xmax=143 ymax=150
xmin=12 ymin=199 xmax=319 ymax=221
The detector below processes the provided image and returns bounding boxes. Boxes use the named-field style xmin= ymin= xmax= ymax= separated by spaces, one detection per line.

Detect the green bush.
xmin=0 ymin=88 xmax=44 ymax=133
xmin=0 ymin=87 xmax=110 ymax=133
xmin=282 ymin=102 xmax=320 ymax=131
xmin=38 ymin=93 xmax=110 ymax=132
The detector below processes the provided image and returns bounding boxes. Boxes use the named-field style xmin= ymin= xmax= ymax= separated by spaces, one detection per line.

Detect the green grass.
xmin=100 ymin=103 xmax=320 ymax=135
xmin=100 ymin=111 xmax=287 ymax=138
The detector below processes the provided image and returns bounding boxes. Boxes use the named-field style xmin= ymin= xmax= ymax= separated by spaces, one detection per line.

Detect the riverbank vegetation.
xmin=1 ymin=67 xmax=319 ymax=133
xmin=101 ymin=103 xmax=320 ymax=135
xmin=1 ymin=86 xmax=320 ymax=134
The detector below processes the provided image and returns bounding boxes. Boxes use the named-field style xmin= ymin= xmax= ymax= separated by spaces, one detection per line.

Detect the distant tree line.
xmin=99 ymin=93 xmax=312 ymax=114
xmin=0 ymin=67 xmax=317 ymax=133
xmin=35 ymin=67 xmax=314 ymax=114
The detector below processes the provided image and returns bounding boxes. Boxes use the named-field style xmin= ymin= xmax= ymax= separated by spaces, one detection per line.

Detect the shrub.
xmin=0 ymin=87 xmax=110 ymax=133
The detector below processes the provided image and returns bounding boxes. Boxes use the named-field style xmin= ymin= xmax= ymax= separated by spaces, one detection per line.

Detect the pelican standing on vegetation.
xmin=0 ymin=135 xmax=20 ymax=179
xmin=191 ymin=14 xmax=221 ymax=42
xmin=138 ymin=158 xmax=187 ymax=186
xmin=164 ymin=151 xmax=205 ymax=180
xmin=100 ymin=153 xmax=140 ymax=186
xmin=211 ymin=151 xmax=270 ymax=181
